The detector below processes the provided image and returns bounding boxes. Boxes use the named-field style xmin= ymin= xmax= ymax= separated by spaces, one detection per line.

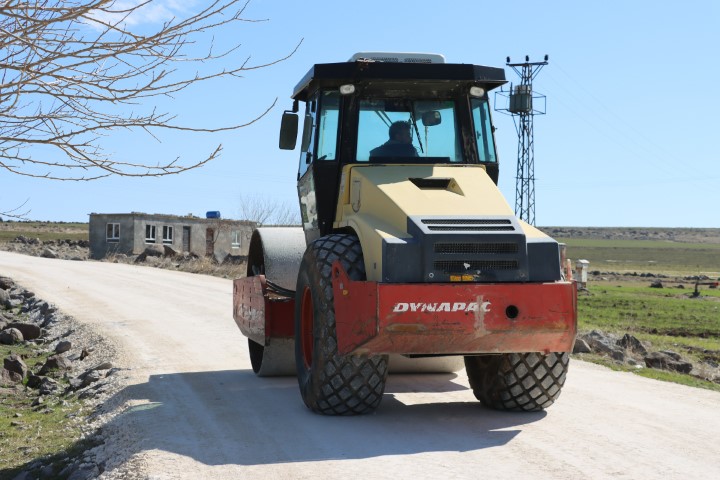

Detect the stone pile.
xmin=573 ymin=330 xmax=719 ymax=382
xmin=1 ymin=275 xmax=120 ymax=393
xmin=0 ymin=275 xmax=123 ymax=479
xmin=0 ymin=236 xmax=89 ymax=261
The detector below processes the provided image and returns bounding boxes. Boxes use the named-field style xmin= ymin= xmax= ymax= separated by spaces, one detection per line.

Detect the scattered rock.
xmin=4 ymin=354 xmax=28 ymax=379
xmin=39 ymin=377 xmax=61 ymax=395
xmin=660 ymin=350 xmax=682 ymax=361
xmin=55 ymin=340 xmax=72 ymax=354
xmin=582 ymin=330 xmax=618 ymax=355
xmin=0 ymin=288 xmax=10 ymax=308
xmin=610 ymin=349 xmax=626 ymax=362
xmin=649 ymin=280 xmax=663 ymax=288
xmin=135 ymin=245 xmax=165 ymax=262
xmin=41 ymin=247 xmax=59 ymax=259
xmin=618 ymin=333 xmax=648 ymax=356
xmin=39 ymin=465 xmax=55 ymax=478
xmin=6 ymin=322 xmax=42 ymax=340
xmin=573 ymin=338 xmax=592 ymax=354
xmin=644 ymin=351 xmax=693 ymax=374
xmin=26 ymin=375 xmax=44 ymax=389
xmin=0 ymin=276 xmax=14 ymax=290
xmin=79 ymin=370 xmax=104 ymax=388
xmin=39 ymin=354 xmax=72 ymax=374
xmin=67 ymin=463 xmax=101 ymax=480
xmin=38 ymin=301 xmax=55 ymax=314
xmin=0 ymin=327 xmax=24 ymax=345
xmin=1 ymin=368 xmax=23 ymax=386
xmin=93 ymin=361 xmax=113 ymax=371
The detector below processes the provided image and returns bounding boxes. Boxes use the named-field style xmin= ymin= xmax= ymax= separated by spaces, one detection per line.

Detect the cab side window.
xmin=471 ymin=98 xmax=498 ymax=163
xmin=298 ymin=100 xmax=317 ymax=178
xmin=316 ymin=91 xmax=340 ymax=161
xmin=298 ymin=91 xmax=340 ymax=178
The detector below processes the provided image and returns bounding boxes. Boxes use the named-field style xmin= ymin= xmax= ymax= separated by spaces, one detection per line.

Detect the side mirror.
xmin=422 ymin=110 xmax=442 ymax=127
xmin=279 ymin=111 xmax=298 ymax=150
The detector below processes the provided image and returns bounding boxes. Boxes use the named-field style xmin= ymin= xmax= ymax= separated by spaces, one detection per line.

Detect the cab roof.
xmin=292 ymin=61 xmax=507 ymax=101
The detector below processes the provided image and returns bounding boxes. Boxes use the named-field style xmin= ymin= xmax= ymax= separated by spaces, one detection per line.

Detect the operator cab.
xmin=280 ymin=52 xmax=507 ymax=241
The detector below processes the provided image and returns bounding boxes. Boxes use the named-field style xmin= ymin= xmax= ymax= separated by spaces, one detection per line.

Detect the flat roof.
xmin=292 ymin=61 xmax=507 ymax=100
xmin=88 ymin=212 xmax=255 ymax=225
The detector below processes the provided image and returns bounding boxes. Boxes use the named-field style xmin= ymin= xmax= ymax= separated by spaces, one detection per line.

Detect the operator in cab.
xmin=369 ymin=121 xmax=419 ymax=158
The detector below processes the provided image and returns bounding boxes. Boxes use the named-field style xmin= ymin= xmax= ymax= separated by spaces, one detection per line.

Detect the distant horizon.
xmin=1 ymin=217 xmax=718 ymax=231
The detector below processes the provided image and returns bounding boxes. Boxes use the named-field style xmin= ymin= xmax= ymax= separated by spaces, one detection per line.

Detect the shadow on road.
xmin=98 ymin=369 xmax=546 ymax=467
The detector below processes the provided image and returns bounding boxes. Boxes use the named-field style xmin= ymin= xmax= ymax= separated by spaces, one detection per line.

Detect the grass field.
xmin=578 ymin=284 xmax=720 ymax=346
xmin=548 ymin=232 xmax=720 ymax=391
xmin=0 ymin=222 xmax=88 ymax=243
xmin=558 ymin=237 xmax=720 ymax=276
xmin=576 ymin=282 xmax=720 ymax=391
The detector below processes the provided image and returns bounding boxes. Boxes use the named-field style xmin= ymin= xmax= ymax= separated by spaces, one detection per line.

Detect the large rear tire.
xmin=464 ymin=352 xmax=569 ymax=411
xmin=295 ymin=234 xmax=389 ymax=415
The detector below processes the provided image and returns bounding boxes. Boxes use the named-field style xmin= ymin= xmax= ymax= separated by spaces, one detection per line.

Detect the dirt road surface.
xmin=2 ymin=251 xmax=719 ymax=479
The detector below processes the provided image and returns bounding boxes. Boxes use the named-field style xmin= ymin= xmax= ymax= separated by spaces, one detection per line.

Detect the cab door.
xmin=297 ymin=91 xmax=341 ymax=244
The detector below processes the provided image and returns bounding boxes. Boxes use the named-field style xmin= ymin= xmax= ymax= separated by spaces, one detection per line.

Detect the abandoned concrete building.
xmin=88 ymin=212 xmax=256 ymax=261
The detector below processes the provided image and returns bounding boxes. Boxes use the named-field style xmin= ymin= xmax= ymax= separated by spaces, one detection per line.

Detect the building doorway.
xmin=206 ymin=228 xmax=215 ymax=256
xmin=182 ymin=226 xmax=191 ymax=252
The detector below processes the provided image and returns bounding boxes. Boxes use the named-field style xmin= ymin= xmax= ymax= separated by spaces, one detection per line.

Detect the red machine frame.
xmin=233 ymin=262 xmax=577 ymax=356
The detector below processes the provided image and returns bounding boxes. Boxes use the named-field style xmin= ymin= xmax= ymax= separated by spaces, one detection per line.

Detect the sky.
xmin=1 ymin=0 xmax=719 ymax=228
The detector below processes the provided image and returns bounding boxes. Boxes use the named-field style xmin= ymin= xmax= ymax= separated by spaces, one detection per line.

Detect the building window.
xmin=106 ymin=223 xmax=120 ymax=243
xmin=145 ymin=225 xmax=157 ymax=243
xmin=231 ymin=230 xmax=241 ymax=248
xmin=162 ymin=226 xmax=174 ymax=244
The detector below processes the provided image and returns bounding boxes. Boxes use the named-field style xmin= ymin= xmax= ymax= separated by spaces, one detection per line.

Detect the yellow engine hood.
xmin=334 ymin=164 xmax=545 ymax=280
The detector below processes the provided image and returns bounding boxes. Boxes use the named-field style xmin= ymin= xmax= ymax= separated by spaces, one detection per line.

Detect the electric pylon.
xmin=495 ymin=55 xmax=548 ymax=225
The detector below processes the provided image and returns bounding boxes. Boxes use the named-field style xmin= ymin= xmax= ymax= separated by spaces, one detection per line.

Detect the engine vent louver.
xmin=434 ymin=242 xmax=519 ymax=255
xmin=421 ymin=218 xmax=516 ymax=232
xmin=427 ymin=226 xmax=515 ymax=232
xmin=421 ymin=219 xmax=512 ymax=225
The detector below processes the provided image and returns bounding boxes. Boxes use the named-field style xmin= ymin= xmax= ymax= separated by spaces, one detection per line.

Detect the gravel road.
xmin=2 ymin=251 xmax=719 ymax=479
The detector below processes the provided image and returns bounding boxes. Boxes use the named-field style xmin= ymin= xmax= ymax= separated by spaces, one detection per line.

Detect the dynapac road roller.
xmin=233 ymin=52 xmax=577 ymax=415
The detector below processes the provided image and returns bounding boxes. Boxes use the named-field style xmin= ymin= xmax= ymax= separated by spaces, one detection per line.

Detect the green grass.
xmin=558 ymin=237 xmax=720 ymax=276
xmin=0 ymin=343 xmax=91 ymax=476
xmin=579 ymin=285 xmax=720 ymax=338
xmin=577 ymin=284 xmax=720 ymax=390
xmin=0 ymin=222 xmax=88 ymax=243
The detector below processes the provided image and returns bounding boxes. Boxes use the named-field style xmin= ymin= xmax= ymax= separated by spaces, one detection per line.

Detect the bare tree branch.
xmin=0 ymin=0 xmax=300 ymax=180
xmin=237 ymin=193 xmax=299 ymax=226
xmin=0 ymin=198 xmax=31 ymax=220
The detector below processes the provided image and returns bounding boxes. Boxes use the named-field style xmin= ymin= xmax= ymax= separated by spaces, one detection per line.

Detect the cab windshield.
xmin=356 ymin=98 xmax=463 ymax=163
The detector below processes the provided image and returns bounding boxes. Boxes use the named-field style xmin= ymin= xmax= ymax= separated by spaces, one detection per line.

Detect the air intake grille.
xmin=422 ymin=219 xmax=512 ymax=225
xmin=434 ymin=243 xmax=519 ymax=255
xmin=427 ymin=226 xmax=515 ymax=232
xmin=434 ymin=260 xmax=519 ymax=273
xmin=421 ymin=218 xmax=516 ymax=232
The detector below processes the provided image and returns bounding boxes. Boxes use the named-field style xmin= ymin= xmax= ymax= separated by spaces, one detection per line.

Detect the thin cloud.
xmin=85 ymin=0 xmax=196 ymax=28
